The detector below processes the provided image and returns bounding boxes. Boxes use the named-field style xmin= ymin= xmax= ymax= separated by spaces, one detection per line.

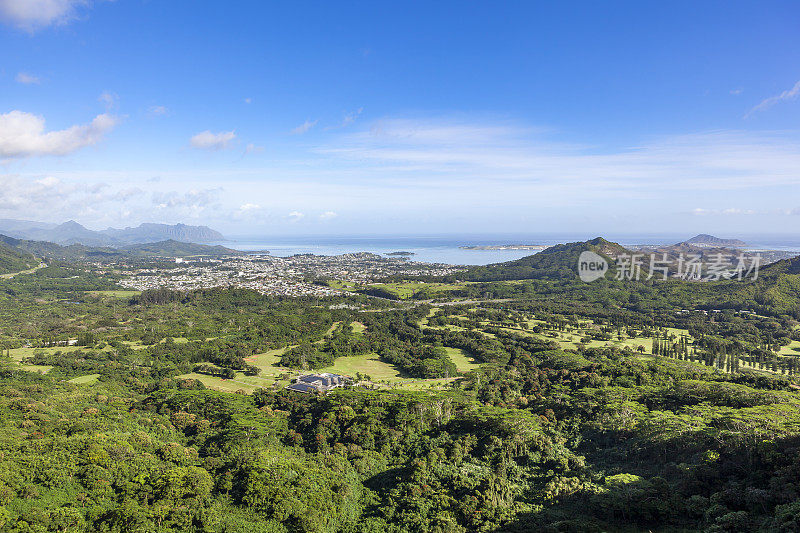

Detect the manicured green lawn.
xmin=444 ymin=347 xmax=482 ymax=372
xmin=246 ymin=347 xmax=294 ymax=375
xmin=365 ymin=281 xmax=463 ymax=299
xmin=18 ymin=365 xmax=52 ymax=374
xmin=8 ymin=346 xmax=84 ymax=361
xmin=779 ymin=340 xmax=800 ymax=355
xmin=177 ymin=372 xmax=261 ymax=393
xmin=318 ymin=353 xmax=409 ymax=382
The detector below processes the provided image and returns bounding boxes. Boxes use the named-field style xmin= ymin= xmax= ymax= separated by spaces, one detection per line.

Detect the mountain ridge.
xmin=0 ymin=218 xmax=225 ymax=247
xmin=0 ymin=234 xmax=242 ymax=261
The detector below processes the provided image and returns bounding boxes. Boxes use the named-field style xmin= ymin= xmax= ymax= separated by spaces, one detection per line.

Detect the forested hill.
xmin=447 ymin=237 xmax=630 ymax=281
xmin=0 ymin=241 xmax=37 ymax=275
xmin=757 ymin=255 xmax=800 ymax=277
xmin=0 ymin=234 xmax=243 ymax=262
xmin=714 ymin=255 xmax=800 ymax=318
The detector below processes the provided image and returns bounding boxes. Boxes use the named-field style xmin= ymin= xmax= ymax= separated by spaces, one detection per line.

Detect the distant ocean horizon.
xmin=216 ymin=233 xmax=800 ymax=266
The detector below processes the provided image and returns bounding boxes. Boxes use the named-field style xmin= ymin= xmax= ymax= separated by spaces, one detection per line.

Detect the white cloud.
xmin=0 ymin=174 xmax=144 ymax=222
xmin=0 ymin=111 xmax=118 ymax=158
xmin=15 ymin=72 xmax=40 ymax=84
xmin=0 ymin=0 xmax=91 ymax=31
xmin=746 ymin=80 xmax=800 ymax=117
xmin=190 ymin=130 xmax=236 ymax=150
xmin=146 ymin=105 xmax=169 ymax=118
xmin=239 ymin=203 xmax=260 ymax=212
xmin=35 ymin=176 xmax=60 ymax=187
xmin=319 ymin=211 xmax=338 ymax=220
xmin=290 ymin=119 xmax=318 ymax=135
xmin=730 ymin=88 xmax=742 ymax=95
xmin=287 ymin=211 xmax=305 ymax=221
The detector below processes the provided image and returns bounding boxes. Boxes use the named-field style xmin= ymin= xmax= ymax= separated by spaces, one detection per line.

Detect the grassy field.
xmin=364 ymin=281 xmax=463 ymax=300
xmin=779 ymin=340 xmax=800 ymax=355
xmin=86 ymin=290 xmax=140 ymax=298
xmin=68 ymin=374 xmax=100 ymax=385
xmin=444 ymin=347 xmax=482 ymax=372
xmin=481 ymin=316 xmax=691 ymax=355
xmin=180 ymin=328 xmax=477 ymax=395
xmin=18 ymin=365 xmax=52 ymax=374
xmin=8 ymin=345 xmax=84 ymax=361
xmin=318 ymin=353 xmax=409 ymax=382
xmin=325 ymin=280 xmax=360 ymax=291
xmin=177 ymin=372 xmax=261 ymax=393
xmin=245 ymin=347 xmax=292 ymax=373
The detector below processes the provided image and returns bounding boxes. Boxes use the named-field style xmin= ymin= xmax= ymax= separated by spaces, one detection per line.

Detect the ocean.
xmin=218 ymin=233 xmax=800 ymax=266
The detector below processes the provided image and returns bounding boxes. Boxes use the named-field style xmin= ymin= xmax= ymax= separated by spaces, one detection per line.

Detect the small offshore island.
xmin=385 ymin=251 xmax=416 ymax=256
xmin=460 ymin=244 xmax=549 ymax=251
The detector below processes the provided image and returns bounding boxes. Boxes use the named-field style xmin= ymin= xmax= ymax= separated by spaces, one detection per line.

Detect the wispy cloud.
xmin=0 ymin=0 xmax=94 ymax=31
xmin=244 ymin=143 xmax=264 ymax=154
xmin=319 ymin=211 xmax=338 ymax=220
xmin=287 ymin=211 xmax=304 ymax=221
xmin=0 ymin=110 xmax=118 ymax=159
xmin=146 ymin=105 xmax=169 ymax=118
xmin=190 ymin=130 xmax=236 ymax=150
xmin=341 ymin=107 xmax=363 ymax=127
xmin=320 ymin=117 xmax=800 ymax=194
xmin=290 ymin=119 xmax=318 ymax=135
xmin=746 ymin=80 xmax=800 ymax=117
xmin=15 ymin=72 xmax=40 ymax=84
xmin=326 ymin=108 xmax=363 ymax=130
xmin=98 ymin=91 xmax=117 ymax=111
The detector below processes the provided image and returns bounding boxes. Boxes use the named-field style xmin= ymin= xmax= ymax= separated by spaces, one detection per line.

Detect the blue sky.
xmin=1 ymin=0 xmax=799 ymax=237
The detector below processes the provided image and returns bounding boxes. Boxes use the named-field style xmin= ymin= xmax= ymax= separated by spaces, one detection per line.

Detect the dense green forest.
xmin=1 ymin=245 xmax=800 ymax=532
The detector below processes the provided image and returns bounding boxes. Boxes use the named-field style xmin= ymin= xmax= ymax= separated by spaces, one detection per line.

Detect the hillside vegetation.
xmin=0 ymin=242 xmax=37 ymax=275
xmin=445 ymin=237 xmax=629 ymax=282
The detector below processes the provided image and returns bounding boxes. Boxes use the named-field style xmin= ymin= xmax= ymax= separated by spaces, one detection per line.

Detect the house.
xmin=286 ymin=373 xmax=347 ymax=394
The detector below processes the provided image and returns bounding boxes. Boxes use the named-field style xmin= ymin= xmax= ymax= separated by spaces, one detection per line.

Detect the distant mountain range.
xmin=0 ymin=219 xmax=225 ymax=247
xmin=0 ymin=234 xmax=243 ymax=262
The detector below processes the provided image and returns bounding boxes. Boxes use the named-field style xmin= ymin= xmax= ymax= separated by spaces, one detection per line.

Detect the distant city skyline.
xmin=1 ymin=0 xmax=799 ymax=235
